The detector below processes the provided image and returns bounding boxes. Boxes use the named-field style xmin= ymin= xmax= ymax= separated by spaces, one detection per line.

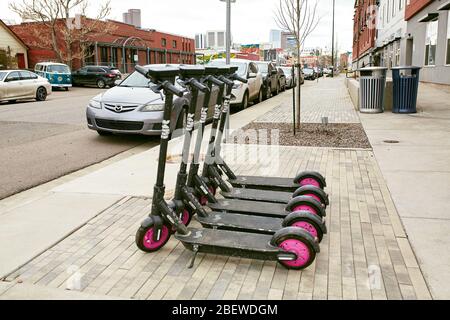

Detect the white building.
xmin=269 ymin=30 xmax=282 ymax=49
xmin=195 ymin=33 xmax=207 ymax=49
xmin=375 ymin=0 xmax=408 ymax=69
xmin=206 ymin=30 xmax=228 ymax=51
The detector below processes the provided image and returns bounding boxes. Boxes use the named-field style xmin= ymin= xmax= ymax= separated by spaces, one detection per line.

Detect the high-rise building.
xmin=281 ymin=32 xmax=296 ymax=51
xmin=269 ymin=30 xmax=282 ymax=49
xmin=205 ymin=30 xmax=228 ymax=50
xmin=123 ymin=9 xmax=141 ymax=28
xmin=195 ymin=33 xmax=206 ymax=49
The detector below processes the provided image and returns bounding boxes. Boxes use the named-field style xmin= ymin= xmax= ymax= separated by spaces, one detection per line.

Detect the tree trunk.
xmin=296 ymin=0 xmax=301 ymax=130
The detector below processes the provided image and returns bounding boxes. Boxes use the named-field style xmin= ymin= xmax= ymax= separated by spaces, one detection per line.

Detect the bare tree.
xmin=275 ymin=0 xmax=320 ymax=129
xmin=9 ymin=0 xmax=115 ymax=68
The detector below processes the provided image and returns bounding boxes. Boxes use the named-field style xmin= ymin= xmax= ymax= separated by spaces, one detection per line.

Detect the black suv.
xmin=72 ymin=66 xmax=122 ymax=88
xmin=255 ymin=61 xmax=280 ymax=100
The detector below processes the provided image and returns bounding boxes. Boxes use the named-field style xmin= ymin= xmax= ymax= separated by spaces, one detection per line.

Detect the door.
xmin=248 ymin=62 xmax=258 ymax=99
xmin=75 ymin=67 xmax=88 ymax=85
xmin=87 ymin=67 xmax=98 ymax=85
xmin=16 ymin=53 xmax=26 ymax=69
xmin=4 ymin=71 xmax=23 ymax=99
xmin=19 ymin=71 xmax=37 ymax=97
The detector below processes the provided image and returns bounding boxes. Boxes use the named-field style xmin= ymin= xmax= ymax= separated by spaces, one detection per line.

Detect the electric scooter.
xmin=198 ymin=67 xmax=329 ymax=207
xmin=166 ymin=65 xmax=211 ymax=226
xmin=135 ymin=65 xmax=320 ymax=270
xmin=181 ymin=66 xmax=327 ymax=242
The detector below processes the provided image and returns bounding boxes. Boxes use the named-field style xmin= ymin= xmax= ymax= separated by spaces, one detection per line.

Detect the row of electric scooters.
xmin=134 ymin=64 xmax=330 ymax=270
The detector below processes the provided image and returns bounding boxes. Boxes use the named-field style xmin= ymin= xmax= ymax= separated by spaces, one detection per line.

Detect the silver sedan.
xmin=86 ymin=64 xmax=219 ymax=136
xmin=0 ymin=70 xmax=52 ymax=103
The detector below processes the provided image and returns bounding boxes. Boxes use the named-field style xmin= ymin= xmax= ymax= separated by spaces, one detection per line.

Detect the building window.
xmin=425 ymin=18 xmax=438 ymax=66
xmin=161 ymin=38 xmax=167 ymax=47
xmin=172 ymin=40 xmax=177 ymax=49
xmin=447 ymin=11 xmax=450 ymax=65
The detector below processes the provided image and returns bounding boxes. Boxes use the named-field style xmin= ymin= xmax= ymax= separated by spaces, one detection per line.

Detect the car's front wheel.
xmin=97 ymin=79 xmax=106 ymax=89
xmin=36 ymin=87 xmax=47 ymax=101
xmin=240 ymin=91 xmax=249 ymax=110
xmin=255 ymin=89 xmax=263 ymax=104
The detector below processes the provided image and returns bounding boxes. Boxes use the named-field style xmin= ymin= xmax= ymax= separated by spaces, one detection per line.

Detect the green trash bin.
xmin=358 ymin=67 xmax=388 ymax=113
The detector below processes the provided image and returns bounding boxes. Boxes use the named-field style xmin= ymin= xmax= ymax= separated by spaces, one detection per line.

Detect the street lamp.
xmin=220 ymin=0 xmax=236 ymax=64
xmin=220 ymin=0 xmax=236 ymax=135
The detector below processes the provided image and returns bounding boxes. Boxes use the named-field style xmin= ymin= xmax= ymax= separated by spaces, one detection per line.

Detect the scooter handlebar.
xmin=208 ymin=76 xmax=225 ymax=87
xmin=218 ymin=76 xmax=235 ymax=87
xmin=134 ymin=65 xmax=148 ymax=77
xmin=231 ymin=74 xmax=248 ymax=84
xmin=189 ymin=78 xmax=209 ymax=93
xmin=162 ymin=81 xmax=184 ymax=97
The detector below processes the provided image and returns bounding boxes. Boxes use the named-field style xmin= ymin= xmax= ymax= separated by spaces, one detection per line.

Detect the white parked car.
xmin=0 ymin=70 xmax=52 ymax=103
xmin=208 ymin=58 xmax=263 ymax=109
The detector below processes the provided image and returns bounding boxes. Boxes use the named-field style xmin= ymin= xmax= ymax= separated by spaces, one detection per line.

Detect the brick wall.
xmin=405 ymin=0 xmax=434 ymax=21
xmin=352 ymin=0 xmax=377 ymax=60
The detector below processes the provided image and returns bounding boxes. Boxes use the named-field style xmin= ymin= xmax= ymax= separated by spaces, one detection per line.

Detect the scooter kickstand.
xmin=188 ymin=245 xmax=199 ymax=269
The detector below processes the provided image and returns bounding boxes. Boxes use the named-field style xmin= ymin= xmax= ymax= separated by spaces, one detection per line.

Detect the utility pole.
xmin=220 ymin=0 xmax=235 ymax=64
xmin=331 ymin=0 xmax=335 ymax=77
xmin=220 ymin=0 xmax=236 ymax=137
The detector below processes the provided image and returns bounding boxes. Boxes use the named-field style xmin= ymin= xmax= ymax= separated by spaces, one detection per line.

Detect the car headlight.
xmin=140 ymin=104 xmax=164 ymax=112
xmin=233 ymin=82 xmax=243 ymax=89
xmin=89 ymin=100 xmax=102 ymax=109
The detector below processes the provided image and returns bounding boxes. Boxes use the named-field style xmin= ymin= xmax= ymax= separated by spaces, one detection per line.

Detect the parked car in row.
xmin=208 ymin=59 xmax=263 ymax=109
xmin=303 ymin=67 xmax=317 ymax=81
xmin=255 ymin=61 xmax=280 ymax=99
xmin=86 ymin=64 xmax=219 ymax=136
xmin=72 ymin=66 xmax=122 ymax=88
xmin=278 ymin=66 xmax=303 ymax=89
xmin=277 ymin=68 xmax=286 ymax=92
xmin=34 ymin=62 xmax=72 ymax=90
xmin=0 ymin=69 xmax=51 ymax=103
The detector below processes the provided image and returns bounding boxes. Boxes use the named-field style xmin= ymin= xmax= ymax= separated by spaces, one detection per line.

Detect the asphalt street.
xmin=0 ymin=87 xmax=158 ymax=200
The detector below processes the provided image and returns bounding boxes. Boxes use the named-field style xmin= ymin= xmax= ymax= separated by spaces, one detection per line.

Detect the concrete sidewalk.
xmin=0 ymin=77 xmax=432 ymax=300
xmin=359 ymin=82 xmax=450 ymax=299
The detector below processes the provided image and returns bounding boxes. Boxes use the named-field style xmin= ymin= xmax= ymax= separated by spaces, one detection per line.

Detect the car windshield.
xmin=118 ymin=70 xmax=154 ymax=88
xmin=0 ymin=72 xmax=7 ymax=81
xmin=303 ymin=68 xmax=313 ymax=75
xmin=208 ymin=60 xmax=247 ymax=77
xmin=47 ymin=65 xmax=70 ymax=74
xmin=255 ymin=63 xmax=268 ymax=74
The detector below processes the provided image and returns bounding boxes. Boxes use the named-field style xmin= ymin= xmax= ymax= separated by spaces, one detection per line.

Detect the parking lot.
xmin=0 ymin=87 xmax=159 ymax=200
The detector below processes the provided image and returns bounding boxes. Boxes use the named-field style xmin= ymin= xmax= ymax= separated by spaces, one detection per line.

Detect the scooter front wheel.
xmin=294 ymin=171 xmax=327 ymax=189
xmin=292 ymin=185 xmax=330 ymax=207
xmin=136 ymin=224 xmax=171 ymax=253
xmin=272 ymin=227 xmax=318 ymax=270
xmin=283 ymin=211 xmax=327 ymax=243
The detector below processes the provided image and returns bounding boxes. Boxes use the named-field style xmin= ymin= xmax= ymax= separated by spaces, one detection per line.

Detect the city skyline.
xmin=0 ymin=0 xmax=354 ymax=52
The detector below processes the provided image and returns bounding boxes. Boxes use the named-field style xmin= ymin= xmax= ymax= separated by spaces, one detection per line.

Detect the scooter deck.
xmin=175 ymin=228 xmax=287 ymax=261
xmin=207 ymin=199 xmax=288 ymax=218
xmin=221 ymin=188 xmax=292 ymax=204
xmin=197 ymin=212 xmax=282 ymax=234
xmin=229 ymin=176 xmax=299 ymax=192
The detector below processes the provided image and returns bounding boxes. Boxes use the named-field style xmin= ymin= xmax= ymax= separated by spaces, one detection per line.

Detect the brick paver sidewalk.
xmin=1 ymin=77 xmax=431 ymax=300
xmin=256 ymin=78 xmax=360 ymax=124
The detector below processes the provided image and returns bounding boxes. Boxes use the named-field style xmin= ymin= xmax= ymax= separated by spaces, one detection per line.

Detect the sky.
xmin=0 ymin=0 xmax=354 ymax=52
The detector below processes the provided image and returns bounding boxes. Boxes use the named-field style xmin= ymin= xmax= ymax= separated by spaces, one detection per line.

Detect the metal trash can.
xmin=358 ymin=67 xmax=388 ymax=113
xmin=391 ymin=66 xmax=421 ymax=114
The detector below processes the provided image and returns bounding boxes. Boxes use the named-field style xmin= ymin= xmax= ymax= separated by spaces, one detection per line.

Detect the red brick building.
xmin=352 ymin=0 xmax=377 ymax=69
xmin=405 ymin=0 xmax=434 ymax=20
xmin=11 ymin=18 xmax=195 ymax=73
